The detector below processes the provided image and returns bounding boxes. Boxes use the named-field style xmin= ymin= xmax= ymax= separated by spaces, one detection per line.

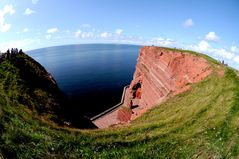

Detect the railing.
xmin=90 ymin=85 xmax=129 ymax=121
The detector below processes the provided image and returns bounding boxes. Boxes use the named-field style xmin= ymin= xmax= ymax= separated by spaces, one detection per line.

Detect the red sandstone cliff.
xmin=93 ymin=46 xmax=213 ymax=128
xmin=123 ymin=46 xmax=212 ymax=120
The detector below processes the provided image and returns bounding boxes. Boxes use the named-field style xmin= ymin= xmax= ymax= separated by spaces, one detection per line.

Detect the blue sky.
xmin=0 ymin=0 xmax=239 ymax=69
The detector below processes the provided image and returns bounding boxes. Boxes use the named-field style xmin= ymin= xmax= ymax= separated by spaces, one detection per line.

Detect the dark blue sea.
xmin=27 ymin=44 xmax=140 ymax=119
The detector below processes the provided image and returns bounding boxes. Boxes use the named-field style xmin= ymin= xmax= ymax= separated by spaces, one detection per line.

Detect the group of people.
xmin=6 ymin=48 xmax=23 ymax=55
xmin=0 ymin=48 xmax=23 ymax=61
xmin=220 ymin=60 xmax=228 ymax=66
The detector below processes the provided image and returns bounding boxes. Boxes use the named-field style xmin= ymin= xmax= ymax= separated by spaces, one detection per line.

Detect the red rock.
xmin=135 ymin=87 xmax=142 ymax=99
xmin=117 ymin=107 xmax=132 ymax=122
xmin=124 ymin=46 xmax=212 ymax=120
xmin=94 ymin=46 xmax=213 ymax=128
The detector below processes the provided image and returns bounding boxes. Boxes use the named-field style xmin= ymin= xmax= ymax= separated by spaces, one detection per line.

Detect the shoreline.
xmin=91 ymin=85 xmax=129 ymax=128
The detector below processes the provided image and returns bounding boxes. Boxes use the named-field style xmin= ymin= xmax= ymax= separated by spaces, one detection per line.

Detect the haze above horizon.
xmin=0 ymin=0 xmax=239 ymax=69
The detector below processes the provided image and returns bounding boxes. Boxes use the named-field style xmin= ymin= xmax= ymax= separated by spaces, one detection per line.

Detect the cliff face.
xmin=0 ymin=51 xmax=97 ymax=128
xmin=94 ymin=46 xmax=214 ymax=128
xmin=0 ymin=51 xmax=76 ymax=129
xmin=123 ymin=46 xmax=212 ymax=119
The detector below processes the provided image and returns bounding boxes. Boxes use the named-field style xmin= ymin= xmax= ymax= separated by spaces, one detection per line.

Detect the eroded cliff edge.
xmin=93 ymin=46 xmax=214 ymax=128
xmin=122 ymin=46 xmax=212 ymax=120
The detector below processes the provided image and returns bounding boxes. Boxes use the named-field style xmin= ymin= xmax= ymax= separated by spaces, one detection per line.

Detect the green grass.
xmin=1 ymin=48 xmax=239 ymax=158
xmin=158 ymin=46 xmax=221 ymax=65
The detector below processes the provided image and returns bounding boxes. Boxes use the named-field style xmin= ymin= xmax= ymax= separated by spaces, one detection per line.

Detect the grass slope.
xmin=1 ymin=49 xmax=239 ymax=158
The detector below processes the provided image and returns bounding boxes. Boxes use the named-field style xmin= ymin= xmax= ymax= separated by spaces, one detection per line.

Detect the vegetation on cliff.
xmin=1 ymin=47 xmax=239 ymax=158
xmin=0 ymin=51 xmax=65 ymax=120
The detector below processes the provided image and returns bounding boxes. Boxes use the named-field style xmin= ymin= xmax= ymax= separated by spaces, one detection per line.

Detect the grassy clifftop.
xmin=0 ymin=52 xmax=65 ymax=120
xmin=1 ymin=48 xmax=239 ymax=158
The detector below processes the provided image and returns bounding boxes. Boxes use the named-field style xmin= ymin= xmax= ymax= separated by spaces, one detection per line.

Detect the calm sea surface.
xmin=27 ymin=44 xmax=140 ymax=118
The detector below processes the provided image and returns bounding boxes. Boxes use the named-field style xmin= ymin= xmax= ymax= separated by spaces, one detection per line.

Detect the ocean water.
xmin=27 ymin=44 xmax=140 ymax=119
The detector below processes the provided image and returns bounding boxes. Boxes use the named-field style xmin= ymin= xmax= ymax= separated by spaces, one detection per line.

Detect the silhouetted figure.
xmin=19 ymin=49 xmax=23 ymax=54
xmin=6 ymin=49 xmax=10 ymax=59
xmin=0 ymin=53 xmax=2 ymax=60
